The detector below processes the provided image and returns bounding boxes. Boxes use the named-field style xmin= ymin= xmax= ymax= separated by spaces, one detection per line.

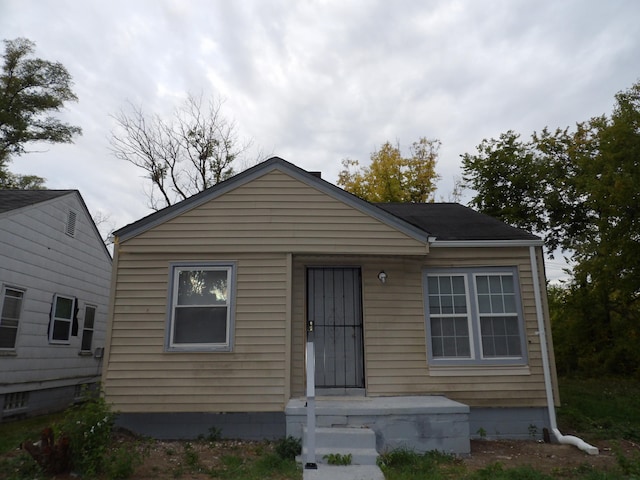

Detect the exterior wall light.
xmin=378 ymin=271 xmax=387 ymax=284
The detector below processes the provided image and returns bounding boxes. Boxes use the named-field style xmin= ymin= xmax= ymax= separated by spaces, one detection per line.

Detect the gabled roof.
xmin=114 ymin=156 xmax=541 ymax=246
xmin=376 ymin=203 xmax=540 ymax=242
xmin=0 ymin=189 xmax=74 ymax=214
xmin=114 ymin=157 xmax=431 ymax=243
xmin=0 ymin=189 xmax=112 ymax=260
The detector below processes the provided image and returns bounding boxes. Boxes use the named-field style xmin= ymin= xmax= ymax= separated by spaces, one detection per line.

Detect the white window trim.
xmin=0 ymin=286 xmax=25 ymax=350
xmin=423 ymin=267 xmax=528 ymax=367
xmin=165 ymin=261 xmax=237 ymax=352
xmin=49 ymin=294 xmax=75 ymax=344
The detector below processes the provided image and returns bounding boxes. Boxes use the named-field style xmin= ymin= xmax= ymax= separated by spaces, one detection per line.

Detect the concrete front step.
xmin=301 ymin=426 xmax=379 ymax=466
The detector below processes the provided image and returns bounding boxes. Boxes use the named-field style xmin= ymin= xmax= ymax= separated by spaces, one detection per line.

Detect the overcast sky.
xmin=2 ymin=0 xmax=639 ymax=279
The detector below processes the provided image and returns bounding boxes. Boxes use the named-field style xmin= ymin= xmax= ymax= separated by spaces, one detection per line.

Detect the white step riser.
xmin=304 ymin=427 xmax=376 ymax=450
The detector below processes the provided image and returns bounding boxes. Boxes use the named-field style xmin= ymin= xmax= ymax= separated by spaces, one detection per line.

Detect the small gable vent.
xmin=66 ymin=210 xmax=77 ymax=237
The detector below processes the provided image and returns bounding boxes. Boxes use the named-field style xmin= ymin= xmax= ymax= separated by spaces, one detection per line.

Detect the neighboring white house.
xmin=0 ymin=190 xmax=112 ymax=421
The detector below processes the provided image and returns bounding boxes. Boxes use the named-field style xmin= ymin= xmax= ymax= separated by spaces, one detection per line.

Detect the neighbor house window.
xmin=166 ymin=263 xmax=236 ymax=352
xmin=3 ymin=391 xmax=28 ymax=411
xmin=81 ymin=305 xmax=96 ymax=352
xmin=424 ymin=268 xmax=527 ymax=366
xmin=0 ymin=287 xmax=24 ymax=349
xmin=50 ymin=294 xmax=76 ymax=344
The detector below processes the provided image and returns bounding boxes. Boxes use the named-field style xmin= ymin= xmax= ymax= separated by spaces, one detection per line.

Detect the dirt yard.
xmin=6 ymin=435 xmax=639 ymax=479
xmin=119 ymin=436 xmax=640 ymax=478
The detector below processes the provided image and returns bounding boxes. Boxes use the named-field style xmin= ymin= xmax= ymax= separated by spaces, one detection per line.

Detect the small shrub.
xmin=323 ymin=452 xmax=352 ymax=465
xmin=58 ymin=392 xmax=115 ymax=477
xmin=275 ymin=436 xmax=302 ymax=460
xmin=207 ymin=426 xmax=222 ymax=442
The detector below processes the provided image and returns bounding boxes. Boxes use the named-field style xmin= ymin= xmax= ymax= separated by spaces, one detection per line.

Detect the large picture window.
xmin=0 ymin=287 xmax=24 ymax=349
xmin=424 ymin=268 xmax=527 ymax=366
xmin=166 ymin=263 xmax=235 ymax=352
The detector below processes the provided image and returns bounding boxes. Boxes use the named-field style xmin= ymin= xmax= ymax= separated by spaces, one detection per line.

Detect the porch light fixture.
xmin=378 ymin=271 xmax=387 ymax=284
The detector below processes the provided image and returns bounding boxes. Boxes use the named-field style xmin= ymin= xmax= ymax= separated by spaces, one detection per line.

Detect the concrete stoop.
xmin=300 ymin=426 xmax=379 ymax=466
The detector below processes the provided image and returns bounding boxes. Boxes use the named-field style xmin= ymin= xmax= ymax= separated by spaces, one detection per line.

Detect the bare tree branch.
xmin=109 ymin=94 xmax=251 ymax=211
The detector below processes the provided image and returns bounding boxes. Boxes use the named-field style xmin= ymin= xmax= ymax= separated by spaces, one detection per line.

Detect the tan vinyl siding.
xmin=291 ymin=247 xmax=550 ymax=408
xmin=123 ymin=170 xmax=427 ymax=255
xmin=104 ymin=252 xmax=289 ymax=413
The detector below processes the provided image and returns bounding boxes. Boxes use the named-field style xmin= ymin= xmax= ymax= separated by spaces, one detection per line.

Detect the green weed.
xmin=323 ymin=452 xmax=352 ymax=465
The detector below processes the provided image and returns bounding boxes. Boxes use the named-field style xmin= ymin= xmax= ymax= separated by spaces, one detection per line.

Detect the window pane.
xmin=431 ymin=318 xmax=442 ymax=336
xmin=489 ymin=276 xmax=502 ymax=292
xmin=2 ymin=293 xmax=23 ymax=319
xmin=439 ymin=277 xmax=452 ymax=294
xmin=453 ymin=294 xmax=467 ymax=314
xmin=0 ymin=326 xmax=17 ymax=349
xmin=429 ymin=295 xmax=441 ymax=315
xmin=427 ymin=277 xmax=439 ymax=294
xmin=442 ymin=337 xmax=456 ymax=356
xmin=491 ymin=294 xmax=504 ymax=313
xmin=52 ymin=320 xmax=71 ymax=341
xmin=84 ymin=307 xmax=96 ymax=329
xmin=174 ymin=306 xmax=227 ymax=344
xmin=456 ymin=337 xmax=471 ymax=356
xmin=441 ymin=318 xmax=455 ymax=336
xmin=441 ymin=295 xmax=453 ymax=314
xmin=503 ymin=294 xmax=517 ymax=313
xmin=81 ymin=331 xmax=93 ymax=351
xmin=454 ymin=317 xmax=469 ymax=336
xmin=501 ymin=276 xmax=514 ymax=293
xmin=452 ymin=276 xmax=465 ymax=294
xmin=178 ymin=270 xmax=228 ymax=306
xmin=55 ymin=297 xmax=73 ymax=319
xmin=477 ymin=294 xmax=491 ymax=313
xmin=476 ymin=276 xmax=489 ymax=294
xmin=431 ymin=336 xmax=443 ymax=357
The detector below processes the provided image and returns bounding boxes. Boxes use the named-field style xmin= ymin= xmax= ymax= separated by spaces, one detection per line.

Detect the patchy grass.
xmin=557 ymin=377 xmax=640 ymax=441
xmin=0 ymin=412 xmax=64 ymax=454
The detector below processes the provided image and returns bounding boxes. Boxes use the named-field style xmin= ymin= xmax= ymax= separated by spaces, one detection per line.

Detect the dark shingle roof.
xmin=375 ymin=203 xmax=540 ymax=242
xmin=0 ymin=190 xmax=74 ymax=215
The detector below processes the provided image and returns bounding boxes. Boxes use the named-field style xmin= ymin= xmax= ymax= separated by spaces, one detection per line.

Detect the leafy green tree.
xmin=462 ymin=81 xmax=640 ymax=376
xmin=337 ymin=137 xmax=441 ymax=203
xmin=0 ymin=38 xmax=81 ymax=184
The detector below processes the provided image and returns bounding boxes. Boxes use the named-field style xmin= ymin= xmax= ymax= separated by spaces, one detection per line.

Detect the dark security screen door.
xmin=307 ymin=267 xmax=364 ymax=388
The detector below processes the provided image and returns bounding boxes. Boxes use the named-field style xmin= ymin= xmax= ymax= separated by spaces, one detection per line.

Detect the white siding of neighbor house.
xmin=0 ymin=194 xmax=112 ymax=395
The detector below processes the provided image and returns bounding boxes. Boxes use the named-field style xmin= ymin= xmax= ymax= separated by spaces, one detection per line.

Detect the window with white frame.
xmin=81 ymin=305 xmax=96 ymax=352
xmin=166 ymin=263 xmax=235 ymax=352
xmin=424 ymin=268 xmax=527 ymax=366
xmin=50 ymin=294 xmax=75 ymax=344
xmin=0 ymin=287 xmax=24 ymax=349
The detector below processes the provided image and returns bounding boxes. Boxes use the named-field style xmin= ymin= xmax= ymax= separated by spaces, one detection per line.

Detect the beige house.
xmin=103 ymin=157 xmax=559 ymax=453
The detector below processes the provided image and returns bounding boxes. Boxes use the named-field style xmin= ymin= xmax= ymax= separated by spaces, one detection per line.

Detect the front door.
xmin=307 ymin=267 xmax=364 ymax=388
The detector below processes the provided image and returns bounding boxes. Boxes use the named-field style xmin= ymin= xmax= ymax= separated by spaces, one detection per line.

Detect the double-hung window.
xmin=50 ymin=294 xmax=75 ymax=344
xmin=424 ymin=268 xmax=527 ymax=366
xmin=1 ymin=287 xmax=24 ymax=349
xmin=81 ymin=305 xmax=96 ymax=352
xmin=166 ymin=262 xmax=236 ymax=352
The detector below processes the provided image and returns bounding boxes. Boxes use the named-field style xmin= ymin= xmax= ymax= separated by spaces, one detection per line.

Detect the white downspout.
xmin=529 ymin=246 xmax=599 ymax=455
xmin=304 ymin=322 xmax=317 ymax=469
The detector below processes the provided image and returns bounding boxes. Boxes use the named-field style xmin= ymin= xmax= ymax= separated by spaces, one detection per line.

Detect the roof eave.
xmin=429 ymin=239 xmax=544 ymax=248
